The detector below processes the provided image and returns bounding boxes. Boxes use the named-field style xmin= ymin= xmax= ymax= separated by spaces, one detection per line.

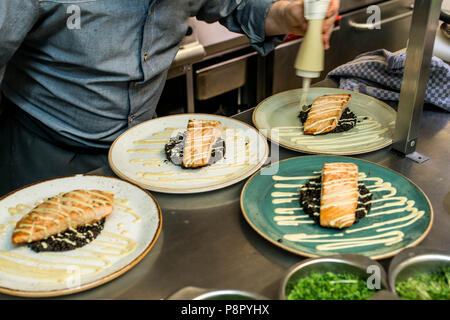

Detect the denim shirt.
xmin=0 ymin=0 xmax=280 ymax=148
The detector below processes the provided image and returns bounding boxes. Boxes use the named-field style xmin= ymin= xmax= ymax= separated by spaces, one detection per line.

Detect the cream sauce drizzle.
xmin=271 ymin=192 xmax=299 ymax=197
xmin=126 ymin=127 xmax=257 ymax=184
xmin=284 ymin=231 xmax=404 ymax=250
xmin=133 ymin=139 xmax=168 ymax=145
xmin=130 ymin=158 xmax=165 ymax=166
xmin=127 ymin=148 xmax=162 ymax=154
xmin=274 ymin=208 xmax=302 ymax=215
xmin=273 ymin=116 xmax=391 ymax=151
xmin=272 ymin=198 xmax=299 ymax=204
xmin=114 ymin=198 xmax=141 ymax=223
xmin=139 ymin=171 xmax=242 ymax=183
xmin=274 ymin=215 xmax=315 ymax=226
xmin=274 ymin=183 xmax=305 ymax=189
xmin=270 ymin=172 xmax=426 ymax=251
xmin=0 ymin=231 xmax=137 ymax=285
xmin=8 ymin=204 xmax=32 ymax=217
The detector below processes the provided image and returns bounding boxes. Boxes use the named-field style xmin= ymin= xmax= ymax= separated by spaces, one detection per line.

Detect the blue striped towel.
xmin=327 ymin=49 xmax=450 ymax=111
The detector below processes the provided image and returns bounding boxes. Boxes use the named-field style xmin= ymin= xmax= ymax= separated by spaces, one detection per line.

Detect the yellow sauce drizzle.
xmin=0 ymin=232 xmax=137 ymax=285
xmin=8 ymin=204 xmax=32 ymax=217
xmin=114 ymin=199 xmax=141 ymax=223
xmin=125 ymin=127 xmax=257 ymax=185
xmin=273 ymin=116 xmax=391 ymax=151
xmin=271 ymin=172 xmax=426 ymax=251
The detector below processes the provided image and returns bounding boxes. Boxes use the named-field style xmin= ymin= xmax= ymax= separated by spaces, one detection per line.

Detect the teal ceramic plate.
xmin=240 ymin=156 xmax=433 ymax=260
xmin=253 ymin=88 xmax=396 ymax=155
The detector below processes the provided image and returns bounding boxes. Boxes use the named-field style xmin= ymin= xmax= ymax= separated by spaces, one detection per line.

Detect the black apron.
xmin=0 ymin=97 xmax=109 ymax=197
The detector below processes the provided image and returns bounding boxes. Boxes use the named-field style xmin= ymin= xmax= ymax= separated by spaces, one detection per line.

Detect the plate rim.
xmin=108 ymin=113 xmax=269 ymax=194
xmin=0 ymin=174 xmax=163 ymax=298
xmin=240 ymin=155 xmax=434 ymax=260
xmin=252 ymin=88 xmax=397 ymax=155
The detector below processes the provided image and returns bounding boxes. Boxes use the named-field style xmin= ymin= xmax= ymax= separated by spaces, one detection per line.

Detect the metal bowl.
xmin=192 ymin=289 xmax=268 ymax=300
xmin=166 ymin=286 xmax=268 ymax=300
xmin=280 ymin=254 xmax=390 ymax=300
xmin=388 ymin=247 xmax=450 ymax=299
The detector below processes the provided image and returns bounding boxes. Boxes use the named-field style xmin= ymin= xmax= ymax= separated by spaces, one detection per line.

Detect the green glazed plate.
xmin=240 ymin=156 xmax=433 ymax=260
xmin=253 ymin=88 xmax=396 ymax=155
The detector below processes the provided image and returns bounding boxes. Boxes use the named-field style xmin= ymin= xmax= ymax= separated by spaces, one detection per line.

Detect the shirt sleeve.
xmin=196 ymin=0 xmax=285 ymax=56
xmin=0 ymin=1 xmax=39 ymax=84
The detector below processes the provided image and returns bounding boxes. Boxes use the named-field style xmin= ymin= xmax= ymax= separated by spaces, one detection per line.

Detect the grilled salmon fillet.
xmin=319 ymin=163 xmax=359 ymax=229
xmin=12 ymin=190 xmax=114 ymax=244
xmin=182 ymin=119 xmax=223 ymax=168
xmin=303 ymin=94 xmax=352 ymax=135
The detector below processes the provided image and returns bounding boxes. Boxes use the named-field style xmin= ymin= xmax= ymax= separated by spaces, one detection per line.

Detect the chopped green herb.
xmin=287 ymin=272 xmax=377 ymax=300
xmin=395 ymin=266 xmax=450 ymax=300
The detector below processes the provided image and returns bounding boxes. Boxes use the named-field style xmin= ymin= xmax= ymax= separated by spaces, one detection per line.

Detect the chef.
xmin=0 ymin=0 xmax=339 ymax=196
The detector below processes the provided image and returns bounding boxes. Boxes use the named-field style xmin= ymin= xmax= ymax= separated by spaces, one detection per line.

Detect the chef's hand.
xmin=265 ymin=0 xmax=340 ymax=50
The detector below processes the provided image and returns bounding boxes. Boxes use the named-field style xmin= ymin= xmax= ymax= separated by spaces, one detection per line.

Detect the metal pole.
xmin=256 ymin=52 xmax=274 ymax=103
xmin=393 ymin=0 xmax=442 ymax=155
xmin=185 ymin=64 xmax=195 ymax=113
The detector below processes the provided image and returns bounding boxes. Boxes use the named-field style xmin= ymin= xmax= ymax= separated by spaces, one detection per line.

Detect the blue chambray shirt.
xmin=0 ymin=0 xmax=280 ymax=148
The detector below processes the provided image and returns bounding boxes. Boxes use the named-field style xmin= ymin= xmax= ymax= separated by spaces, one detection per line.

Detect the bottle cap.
xmin=304 ymin=0 xmax=331 ymax=20
xmin=296 ymin=69 xmax=321 ymax=78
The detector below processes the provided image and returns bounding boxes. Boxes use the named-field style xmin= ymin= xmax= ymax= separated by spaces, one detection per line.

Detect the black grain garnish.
xmin=299 ymin=178 xmax=372 ymax=225
xmin=27 ymin=218 xmax=106 ymax=252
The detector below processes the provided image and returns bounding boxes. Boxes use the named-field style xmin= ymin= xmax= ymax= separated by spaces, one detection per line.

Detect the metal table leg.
xmin=186 ymin=64 xmax=195 ymax=113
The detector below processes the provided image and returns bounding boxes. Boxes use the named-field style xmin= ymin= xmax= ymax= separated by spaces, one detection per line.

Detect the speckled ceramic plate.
xmin=253 ymin=88 xmax=396 ymax=155
xmin=240 ymin=156 xmax=433 ymax=260
xmin=109 ymin=114 xmax=269 ymax=194
xmin=0 ymin=175 xmax=162 ymax=297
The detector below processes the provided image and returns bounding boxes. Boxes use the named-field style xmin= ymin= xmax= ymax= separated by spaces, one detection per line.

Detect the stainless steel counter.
xmin=1 ymin=81 xmax=449 ymax=300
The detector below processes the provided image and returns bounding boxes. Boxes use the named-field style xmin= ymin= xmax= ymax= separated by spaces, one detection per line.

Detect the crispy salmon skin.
xmin=319 ymin=163 xmax=359 ymax=229
xmin=182 ymin=119 xmax=223 ymax=168
xmin=303 ymin=94 xmax=352 ymax=135
xmin=12 ymin=190 xmax=114 ymax=244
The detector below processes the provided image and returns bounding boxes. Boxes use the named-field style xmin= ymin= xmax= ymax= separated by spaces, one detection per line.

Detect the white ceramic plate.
xmin=109 ymin=114 xmax=269 ymax=194
xmin=253 ymin=88 xmax=397 ymax=155
xmin=0 ymin=175 xmax=162 ymax=297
